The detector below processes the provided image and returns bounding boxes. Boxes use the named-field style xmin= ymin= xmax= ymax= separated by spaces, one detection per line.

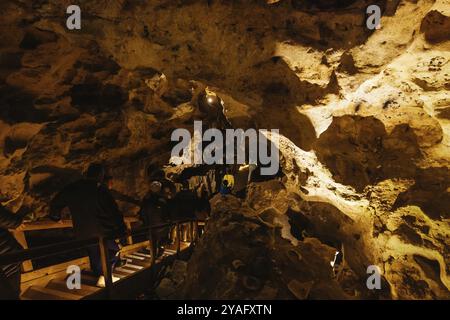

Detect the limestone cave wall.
xmin=0 ymin=0 xmax=449 ymax=299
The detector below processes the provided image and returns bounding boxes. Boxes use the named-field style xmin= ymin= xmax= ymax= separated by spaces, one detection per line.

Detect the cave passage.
xmin=0 ymin=0 xmax=449 ymax=303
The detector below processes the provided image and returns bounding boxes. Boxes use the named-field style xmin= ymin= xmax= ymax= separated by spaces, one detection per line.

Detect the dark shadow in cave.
xmin=289 ymin=201 xmax=376 ymax=280
xmin=69 ymin=83 xmax=127 ymax=113
xmin=0 ymin=85 xmax=48 ymax=124
xmin=250 ymin=58 xmax=322 ymax=151
xmin=286 ymin=207 xmax=311 ymax=241
xmin=315 ymin=115 xmax=448 ymax=220
xmin=286 ymin=206 xmax=344 ymax=250
xmin=287 ymin=0 xmax=391 ymax=50
xmin=314 ymin=115 xmax=423 ymax=192
xmin=19 ymin=28 xmax=57 ymax=50
xmin=0 ymin=51 xmax=23 ymax=82
xmin=413 ymin=255 xmax=446 ymax=291
xmin=392 ymin=167 xmax=450 ymax=220
xmin=26 ymin=165 xmax=83 ymax=197
xmin=291 ymin=0 xmax=364 ymax=11
xmin=139 ymin=0 xmax=388 ymax=151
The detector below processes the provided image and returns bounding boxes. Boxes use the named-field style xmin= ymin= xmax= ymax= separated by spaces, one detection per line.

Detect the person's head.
xmin=198 ymin=88 xmax=223 ymax=114
xmin=150 ymin=181 xmax=162 ymax=194
xmin=181 ymin=180 xmax=190 ymax=190
xmin=222 ymin=179 xmax=229 ymax=187
xmin=104 ymin=175 xmax=113 ymax=189
xmin=163 ymin=186 xmax=173 ymax=199
xmin=86 ymin=163 xmax=106 ymax=183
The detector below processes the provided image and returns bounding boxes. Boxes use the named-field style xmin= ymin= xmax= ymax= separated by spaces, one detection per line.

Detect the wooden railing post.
xmin=176 ymin=222 xmax=181 ymax=257
xmin=189 ymin=221 xmax=195 ymax=243
xmin=195 ymin=221 xmax=199 ymax=242
xmin=149 ymin=228 xmax=156 ymax=265
xmin=125 ymin=221 xmax=133 ymax=245
xmin=99 ymin=237 xmax=112 ymax=297
xmin=12 ymin=230 xmax=33 ymax=272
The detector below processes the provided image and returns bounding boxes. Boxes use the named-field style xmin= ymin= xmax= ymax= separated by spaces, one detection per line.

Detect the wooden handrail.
xmin=99 ymin=237 xmax=113 ymax=296
xmin=0 ymin=238 xmax=98 ymax=266
xmin=7 ymin=217 xmax=140 ymax=272
xmin=0 ymin=219 xmax=198 ymax=267
xmin=10 ymin=216 xmax=140 ymax=232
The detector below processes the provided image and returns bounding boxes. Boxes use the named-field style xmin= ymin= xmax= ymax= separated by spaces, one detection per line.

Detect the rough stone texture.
xmin=0 ymin=0 xmax=449 ymax=299
xmin=154 ymin=259 xmax=188 ymax=299
xmin=182 ymin=194 xmax=356 ymax=300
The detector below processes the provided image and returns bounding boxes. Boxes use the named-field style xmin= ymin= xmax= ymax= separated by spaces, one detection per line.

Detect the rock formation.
xmin=0 ymin=0 xmax=449 ymax=299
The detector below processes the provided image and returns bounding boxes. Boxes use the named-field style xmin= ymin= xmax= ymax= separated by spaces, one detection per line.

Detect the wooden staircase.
xmin=20 ymin=242 xmax=190 ymax=300
xmin=0 ymin=219 xmax=204 ymax=300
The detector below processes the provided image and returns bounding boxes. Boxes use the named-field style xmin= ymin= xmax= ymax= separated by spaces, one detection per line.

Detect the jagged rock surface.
xmin=0 ymin=0 xmax=449 ymax=299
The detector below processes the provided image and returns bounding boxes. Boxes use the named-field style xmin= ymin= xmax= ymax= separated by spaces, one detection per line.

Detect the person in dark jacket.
xmin=139 ymin=181 xmax=169 ymax=259
xmin=0 ymin=204 xmax=25 ymax=299
xmin=49 ymin=163 xmax=126 ymax=286
xmin=165 ymin=181 xmax=211 ymax=222
xmin=167 ymin=183 xmax=212 ymax=241
xmin=149 ymin=169 xmax=177 ymax=196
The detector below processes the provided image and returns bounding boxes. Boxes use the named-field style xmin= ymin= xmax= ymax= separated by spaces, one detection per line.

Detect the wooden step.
xmin=164 ymin=249 xmax=177 ymax=255
xmin=129 ymin=254 xmax=152 ymax=263
xmin=125 ymin=254 xmax=146 ymax=260
xmin=132 ymin=252 xmax=151 ymax=258
xmin=80 ymin=272 xmax=100 ymax=286
xmin=125 ymin=258 xmax=151 ymax=267
xmin=114 ymin=266 xmax=135 ymax=275
xmin=22 ymin=286 xmax=82 ymax=300
xmin=46 ymin=279 xmax=100 ymax=297
xmin=17 ymin=237 xmax=196 ymax=300
xmin=112 ymin=269 xmax=131 ymax=278
xmin=123 ymin=263 xmax=144 ymax=271
xmin=112 ymin=273 xmax=125 ymax=279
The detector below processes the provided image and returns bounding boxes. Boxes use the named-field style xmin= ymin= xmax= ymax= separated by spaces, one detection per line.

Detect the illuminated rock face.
xmin=182 ymin=194 xmax=357 ymax=299
xmin=0 ymin=0 xmax=449 ymax=299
